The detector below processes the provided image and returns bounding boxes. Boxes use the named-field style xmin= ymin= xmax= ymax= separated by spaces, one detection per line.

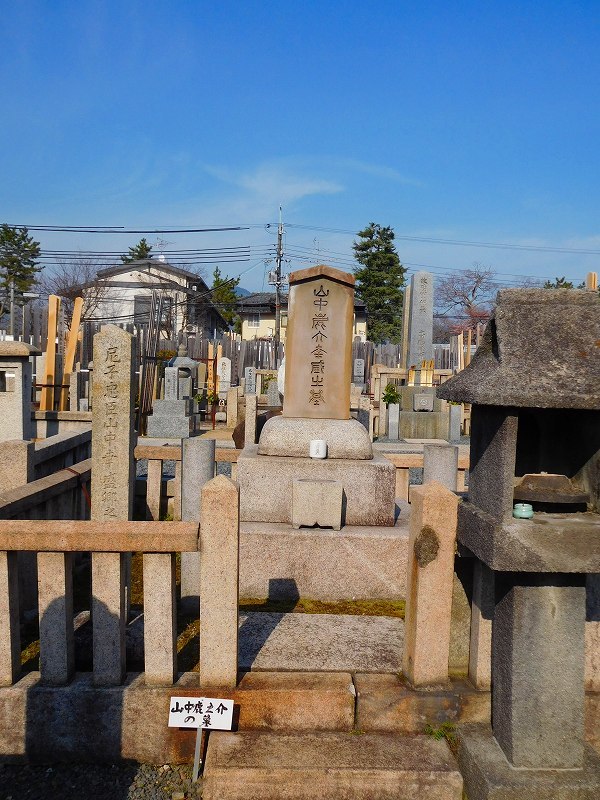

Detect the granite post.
xmin=0 ymin=551 xmax=20 ymax=686
xmin=181 ymin=437 xmax=216 ymax=613
xmin=423 ymin=444 xmax=458 ymax=491
xmin=493 ymin=572 xmax=586 ymax=769
xmin=406 ymin=272 xmax=433 ymax=368
xmin=226 ymin=387 xmax=239 ymax=428
xmin=448 ymin=403 xmax=461 ymax=442
xmin=387 ymin=403 xmax=400 ymax=440
xmin=91 ymin=325 xmax=136 ymax=686
xmin=199 ymin=476 xmax=240 ymax=689
xmin=37 ymin=552 xmax=74 ymax=685
xmin=0 ymin=440 xmax=35 ymax=492
xmin=143 ymin=550 xmax=177 ymax=685
xmin=403 ymin=481 xmax=458 ymax=687
xmin=244 ymin=393 xmax=257 ymax=446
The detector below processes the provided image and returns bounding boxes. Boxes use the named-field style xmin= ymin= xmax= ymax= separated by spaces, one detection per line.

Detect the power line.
xmin=5 ymin=223 xmax=255 ymax=234
xmin=284 ymin=223 xmax=600 ymax=256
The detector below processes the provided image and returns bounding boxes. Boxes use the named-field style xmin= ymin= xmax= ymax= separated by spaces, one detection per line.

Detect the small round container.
xmin=513 ymin=503 xmax=534 ymax=519
xmin=309 ymin=439 xmax=327 ymax=459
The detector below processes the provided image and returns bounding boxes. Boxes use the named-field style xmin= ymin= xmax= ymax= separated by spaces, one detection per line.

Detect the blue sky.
xmin=1 ymin=1 xmax=599 ymax=291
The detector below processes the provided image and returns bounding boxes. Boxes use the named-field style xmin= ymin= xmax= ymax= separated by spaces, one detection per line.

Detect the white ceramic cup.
xmin=309 ymin=439 xmax=327 ymax=459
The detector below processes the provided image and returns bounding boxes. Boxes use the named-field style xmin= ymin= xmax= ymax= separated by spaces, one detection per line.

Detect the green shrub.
xmin=382 ymin=382 xmax=401 ymax=406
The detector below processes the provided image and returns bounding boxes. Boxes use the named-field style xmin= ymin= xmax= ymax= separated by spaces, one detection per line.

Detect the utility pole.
xmin=274 ymin=206 xmax=284 ymax=366
xmin=9 ymin=279 xmax=14 ymax=338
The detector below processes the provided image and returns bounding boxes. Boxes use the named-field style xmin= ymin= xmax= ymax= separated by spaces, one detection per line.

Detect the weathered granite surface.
xmin=456 ymin=724 xmax=600 ymax=800
xmin=203 ymin=731 xmax=462 ymax=800
xmin=438 ymin=289 xmax=600 ymax=408
xmin=257 ymin=416 xmax=373 ymax=459
xmin=493 ymin=573 xmax=586 ymax=768
xmin=458 ymin=501 xmax=600 ymax=572
xmin=238 ymin=446 xmax=396 ymax=526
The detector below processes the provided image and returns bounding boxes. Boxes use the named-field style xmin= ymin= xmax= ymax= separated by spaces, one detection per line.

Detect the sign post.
xmin=168 ymin=695 xmax=235 ymax=781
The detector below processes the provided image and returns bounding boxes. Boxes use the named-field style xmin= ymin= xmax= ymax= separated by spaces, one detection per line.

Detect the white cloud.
xmin=200 ymin=160 xmax=343 ymax=210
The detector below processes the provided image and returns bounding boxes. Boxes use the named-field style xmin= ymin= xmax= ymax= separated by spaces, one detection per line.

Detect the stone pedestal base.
xmin=257 ymin=416 xmax=373 ymax=459
xmin=238 ymin=446 xmax=396 ymax=526
xmin=146 ymin=398 xmax=199 ymax=438
xmin=146 ymin=414 xmax=198 ymax=437
xmin=398 ymin=411 xmax=449 ymax=440
xmin=456 ymin=724 xmax=600 ymax=800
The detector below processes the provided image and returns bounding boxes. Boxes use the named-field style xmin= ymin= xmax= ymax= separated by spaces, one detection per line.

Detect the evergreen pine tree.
xmin=0 ymin=224 xmax=41 ymax=317
xmin=211 ymin=265 xmax=240 ymax=328
xmin=120 ymin=237 xmax=153 ymax=263
xmin=353 ymin=222 xmax=406 ymax=343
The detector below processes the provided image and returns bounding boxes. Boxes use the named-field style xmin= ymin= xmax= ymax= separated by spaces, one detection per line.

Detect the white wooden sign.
xmin=168 ymin=696 xmax=234 ymax=730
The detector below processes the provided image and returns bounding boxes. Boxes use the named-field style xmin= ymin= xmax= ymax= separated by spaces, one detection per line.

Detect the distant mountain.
xmin=235 ymin=286 xmax=252 ymax=297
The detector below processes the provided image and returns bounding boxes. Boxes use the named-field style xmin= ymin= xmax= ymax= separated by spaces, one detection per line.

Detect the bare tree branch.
xmin=41 ymin=257 xmax=111 ymax=321
xmin=435 ymin=263 xmax=500 ymax=332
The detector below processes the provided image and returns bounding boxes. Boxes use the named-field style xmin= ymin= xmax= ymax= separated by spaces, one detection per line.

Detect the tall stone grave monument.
xmin=217 ymin=356 xmax=232 ymax=392
xmin=244 ymin=366 xmax=256 ymax=395
xmin=405 ymin=271 xmax=434 ymax=369
xmin=91 ymin=325 xmax=136 ymax=685
xmin=238 ymin=265 xmax=395 ymax=526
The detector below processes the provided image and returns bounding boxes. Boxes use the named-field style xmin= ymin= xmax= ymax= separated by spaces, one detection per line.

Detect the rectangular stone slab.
xmin=239 ymin=519 xmax=409 ymax=600
xmin=203 ymin=731 xmax=463 ymax=800
xmin=354 ymin=674 xmax=490 ymax=733
xmin=283 ymin=268 xmax=354 ymax=420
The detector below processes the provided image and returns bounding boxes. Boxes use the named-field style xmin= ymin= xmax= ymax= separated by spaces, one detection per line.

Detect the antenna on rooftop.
xmin=155 ymin=237 xmax=172 ymax=262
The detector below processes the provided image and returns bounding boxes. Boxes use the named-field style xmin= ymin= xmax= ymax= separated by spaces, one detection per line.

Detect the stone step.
xmin=202 ymin=731 xmax=463 ymax=800
xmin=238 ymin=611 xmax=404 ymax=673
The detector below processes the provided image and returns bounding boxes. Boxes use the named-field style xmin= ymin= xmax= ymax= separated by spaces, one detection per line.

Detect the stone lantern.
xmin=438 ymin=289 xmax=600 ymax=798
xmin=0 ymin=340 xmax=40 ymax=443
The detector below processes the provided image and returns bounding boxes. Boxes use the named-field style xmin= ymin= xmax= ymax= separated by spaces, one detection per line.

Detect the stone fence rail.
xmin=32 ymin=430 xmax=92 ymax=479
xmin=0 ymin=459 xmax=91 ymax=521
xmin=135 ymin=443 xmax=241 ymax=521
xmin=0 ymin=518 xmax=199 ymax=687
xmin=0 ymin=477 xmax=237 ymax=692
xmin=1 ymin=430 xmax=92 ymax=493
xmin=135 ymin=443 xmax=470 ymax=517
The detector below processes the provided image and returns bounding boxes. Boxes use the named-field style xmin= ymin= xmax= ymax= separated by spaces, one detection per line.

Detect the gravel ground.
xmin=0 ymin=762 xmax=202 ymax=800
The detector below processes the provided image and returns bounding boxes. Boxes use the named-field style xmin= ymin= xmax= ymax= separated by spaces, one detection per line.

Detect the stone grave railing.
xmin=0 ymin=459 xmax=91 ymax=521
xmin=135 ymin=444 xmax=469 ymax=517
xmin=1 ymin=430 xmax=92 ymax=493
xmin=0 ymin=476 xmax=239 ymax=689
xmin=382 ymin=452 xmax=469 ymax=500
xmin=135 ymin=443 xmax=241 ymax=522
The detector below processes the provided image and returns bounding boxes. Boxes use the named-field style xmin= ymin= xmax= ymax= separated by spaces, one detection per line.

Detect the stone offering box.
xmin=438 ymin=288 xmax=600 ymax=798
